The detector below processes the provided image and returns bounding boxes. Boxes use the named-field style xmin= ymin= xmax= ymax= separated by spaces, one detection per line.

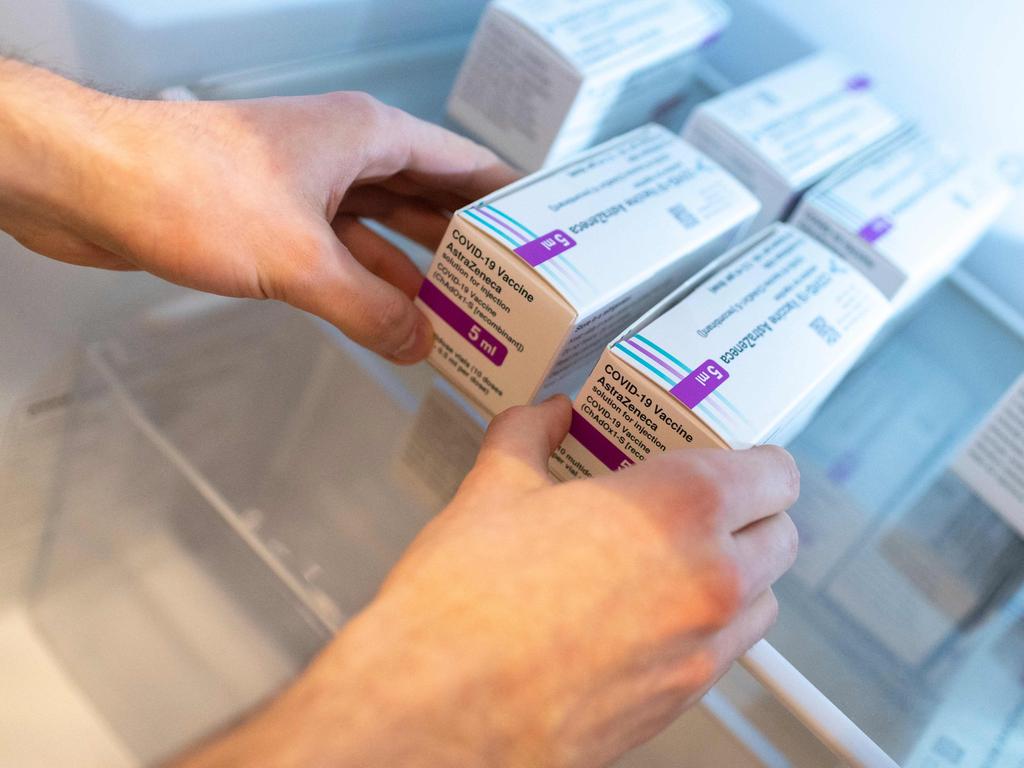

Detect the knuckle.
xmin=487 ymin=405 xmax=524 ymax=437
xmin=674 ymin=649 xmax=719 ymax=693
xmin=338 ymin=90 xmax=385 ymax=129
xmin=765 ymin=589 xmax=780 ymax=627
xmin=367 ymin=291 xmax=414 ymax=347
xmin=685 ymin=465 xmax=726 ymax=525
xmin=768 ymin=445 xmax=801 ymax=504
xmin=778 ymin=513 xmax=800 ymax=570
xmin=701 ymin=555 xmax=743 ymax=628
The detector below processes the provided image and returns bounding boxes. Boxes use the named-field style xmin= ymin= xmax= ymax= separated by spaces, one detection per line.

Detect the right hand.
xmin=228 ymin=396 xmax=801 ymax=768
xmin=0 ymin=60 xmax=518 ymax=364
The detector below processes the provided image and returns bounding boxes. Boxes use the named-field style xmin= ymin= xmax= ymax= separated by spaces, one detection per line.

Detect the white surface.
xmin=0 ymin=609 xmax=137 ymax=768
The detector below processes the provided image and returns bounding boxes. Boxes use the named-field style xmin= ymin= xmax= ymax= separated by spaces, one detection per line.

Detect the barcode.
xmin=668 ymin=203 xmax=699 ymax=230
xmin=809 ymin=315 xmax=840 ymax=345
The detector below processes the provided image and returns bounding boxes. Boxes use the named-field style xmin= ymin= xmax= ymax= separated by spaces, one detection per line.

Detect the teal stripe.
xmin=614 ymin=344 xmax=676 ymax=385
xmin=558 ymin=257 xmax=593 ymax=289
xmin=616 ymin=345 xmax=732 ymax=437
xmin=634 ymin=333 xmax=750 ymax=425
xmin=463 ymin=210 xmax=518 ymax=247
xmin=540 ymin=264 xmax=574 ymax=298
xmin=634 ymin=334 xmax=692 ymax=373
xmin=486 ymin=205 xmax=537 ymax=238
xmin=693 ymin=402 xmax=732 ymax=436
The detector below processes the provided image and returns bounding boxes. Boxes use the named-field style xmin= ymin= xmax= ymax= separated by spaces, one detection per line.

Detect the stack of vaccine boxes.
xmin=682 ymin=52 xmax=904 ymax=231
xmin=415 ymin=124 xmax=760 ymax=416
xmin=447 ymin=0 xmax=731 ymax=171
xmin=437 ymin=1 xmax=1014 ymax=476
xmin=791 ymin=125 xmax=1013 ymax=312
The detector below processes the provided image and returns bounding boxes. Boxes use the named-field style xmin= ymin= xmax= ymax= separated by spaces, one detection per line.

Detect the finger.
xmin=364 ymin=104 xmax=520 ymax=199
xmin=374 ymin=174 xmax=471 ymax=213
xmin=733 ymin=512 xmax=799 ymax=604
xmin=10 ymin=228 xmax=139 ymax=271
xmin=331 ymin=215 xmax=424 ymax=298
xmin=337 ymin=186 xmax=451 ymax=250
xmin=470 ymin=396 xmax=572 ymax=490
xmin=712 ymin=589 xmax=780 ymax=673
xmin=273 ymin=227 xmax=433 ymax=364
xmin=619 ymin=445 xmax=801 ymax=533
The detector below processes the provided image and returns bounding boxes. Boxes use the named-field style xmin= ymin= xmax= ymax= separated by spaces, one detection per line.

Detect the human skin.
xmin=0 ymin=60 xmax=800 ymax=767
xmin=0 ymin=57 xmax=517 ymax=363
xmin=176 ymin=397 xmax=798 ymax=767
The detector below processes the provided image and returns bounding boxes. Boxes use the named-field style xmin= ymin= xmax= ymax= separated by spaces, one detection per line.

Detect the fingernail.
xmin=392 ymin=312 xmax=432 ymax=364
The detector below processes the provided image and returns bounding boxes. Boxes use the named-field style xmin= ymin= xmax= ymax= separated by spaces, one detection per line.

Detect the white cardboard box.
xmin=447 ymin=0 xmax=730 ymax=171
xmin=415 ymin=124 xmax=760 ymax=416
xmin=550 ymin=224 xmax=890 ymax=480
xmin=791 ymin=126 xmax=1014 ymax=312
xmin=683 ymin=52 xmax=903 ymax=230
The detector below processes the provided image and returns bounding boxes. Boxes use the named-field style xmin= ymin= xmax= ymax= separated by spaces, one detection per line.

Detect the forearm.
xmin=174 ymin=597 xmax=513 ymax=768
xmin=0 ymin=60 xmax=99 ymax=224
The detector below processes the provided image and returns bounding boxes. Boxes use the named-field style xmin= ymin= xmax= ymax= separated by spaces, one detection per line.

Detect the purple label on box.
xmin=514 ymin=229 xmax=577 ymax=267
xmin=417 ymin=280 xmax=508 ymax=366
xmin=569 ymin=410 xmax=634 ymax=472
xmin=845 ymin=74 xmax=872 ymax=91
xmin=700 ymin=30 xmax=722 ymax=48
xmin=857 ymin=216 xmax=893 ymax=244
xmin=670 ymin=360 xmax=729 ymax=409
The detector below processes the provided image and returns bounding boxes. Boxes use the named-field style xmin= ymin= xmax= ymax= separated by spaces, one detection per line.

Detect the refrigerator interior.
xmin=1 ymin=3 xmax=1022 ymax=767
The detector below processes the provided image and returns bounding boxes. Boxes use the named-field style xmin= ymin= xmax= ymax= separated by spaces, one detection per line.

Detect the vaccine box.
xmin=791 ymin=126 xmax=1014 ymax=312
xmin=415 ymin=124 xmax=760 ymax=416
xmin=550 ymin=224 xmax=890 ymax=480
xmin=447 ymin=0 xmax=731 ymax=171
xmin=682 ymin=53 xmax=903 ymax=231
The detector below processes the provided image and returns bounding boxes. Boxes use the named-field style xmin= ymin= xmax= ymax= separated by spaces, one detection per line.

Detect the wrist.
xmin=286 ymin=596 xmax=508 ymax=767
xmin=0 ymin=60 xmax=124 ymax=233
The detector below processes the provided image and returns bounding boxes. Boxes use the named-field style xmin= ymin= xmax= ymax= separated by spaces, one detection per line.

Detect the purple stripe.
xmin=417 ymin=280 xmax=508 ymax=365
xmin=624 ymin=339 xmax=685 ymax=380
xmin=569 ymin=410 xmax=634 ymax=472
xmin=475 ymin=207 xmax=526 ymax=244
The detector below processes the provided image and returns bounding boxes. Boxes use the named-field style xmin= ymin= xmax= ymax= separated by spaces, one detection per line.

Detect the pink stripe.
xmin=701 ymin=396 xmax=734 ymax=423
xmin=548 ymin=258 xmax=585 ymax=289
xmin=475 ymin=207 xmax=527 ymax=243
xmin=624 ymin=339 xmax=685 ymax=380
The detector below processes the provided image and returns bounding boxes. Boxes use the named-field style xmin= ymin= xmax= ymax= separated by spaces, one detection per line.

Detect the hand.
xmin=0 ymin=59 xmax=517 ymax=363
xmin=179 ymin=397 xmax=800 ymax=768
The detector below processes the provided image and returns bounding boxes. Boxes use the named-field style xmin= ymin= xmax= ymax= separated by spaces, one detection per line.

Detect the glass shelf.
xmin=771 ymin=278 xmax=1024 ymax=766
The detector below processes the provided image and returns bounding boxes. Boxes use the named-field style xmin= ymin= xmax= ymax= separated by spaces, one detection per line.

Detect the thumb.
xmin=273 ymin=227 xmax=434 ymax=364
xmin=470 ymin=395 xmax=573 ymax=491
